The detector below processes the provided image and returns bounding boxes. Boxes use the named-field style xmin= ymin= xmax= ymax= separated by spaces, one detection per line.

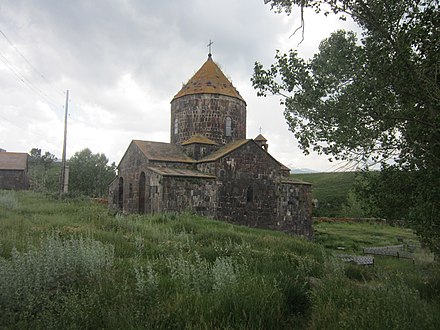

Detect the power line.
xmin=0 ymin=52 xmax=61 ymax=108
xmin=0 ymin=28 xmax=65 ymax=98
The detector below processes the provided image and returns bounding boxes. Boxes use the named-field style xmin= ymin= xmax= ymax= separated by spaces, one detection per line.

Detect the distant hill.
xmin=291 ymin=172 xmax=357 ymax=217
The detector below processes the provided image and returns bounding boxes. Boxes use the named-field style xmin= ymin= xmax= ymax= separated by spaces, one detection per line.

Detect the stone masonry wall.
xmin=109 ymin=140 xmax=313 ymax=239
xmin=171 ymin=94 xmax=246 ymax=146
xmin=276 ymin=182 xmax=313 ymax=239
xmin=115 ymin=143 xmax=150 ymax=213
xmin=182 ymin=143 xmax=218 ymax=160
xmin=206 ymin=142 xmax=283 ymax=229
xmin=112 ymin=144 xmax=197 ymax=214
xmin=162 ymin=176 xmax=217 ymax=217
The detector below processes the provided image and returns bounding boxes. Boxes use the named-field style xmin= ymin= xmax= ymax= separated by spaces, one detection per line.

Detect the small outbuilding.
xmin=0 ymin=152 xmax=30 ymax=190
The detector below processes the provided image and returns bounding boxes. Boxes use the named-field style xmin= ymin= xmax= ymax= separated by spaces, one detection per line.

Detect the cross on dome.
xmin=207 ymin=39 xmax=213 ymax=57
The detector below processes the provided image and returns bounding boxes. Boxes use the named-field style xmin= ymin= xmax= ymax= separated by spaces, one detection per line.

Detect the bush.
xmin=0 ymin=190 xmax=18 ymax=210
xmin=0 ymin=233 xmax=114 ymax=326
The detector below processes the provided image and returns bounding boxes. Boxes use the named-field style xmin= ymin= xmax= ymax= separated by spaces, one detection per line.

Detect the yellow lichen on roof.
xmin=172 ymin=55 xmax=245 ymax=102
xmin=133 ymin=140 xmax=195 ymax=163
xmin=181 ymin=134 xmax=217 ymax=146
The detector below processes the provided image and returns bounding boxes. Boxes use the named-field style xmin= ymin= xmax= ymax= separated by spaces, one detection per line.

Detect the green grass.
xmin=1 ymin=190 xmax=439 ymax=329
xmin=292 ymin=172 xmax=357 ymax=216
xmin=314 ymin=221 xmax=417 ymax=253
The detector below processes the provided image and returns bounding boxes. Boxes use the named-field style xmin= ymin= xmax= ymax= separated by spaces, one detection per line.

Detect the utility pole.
xmin=59 ymin=90 xmax=69 ymax=198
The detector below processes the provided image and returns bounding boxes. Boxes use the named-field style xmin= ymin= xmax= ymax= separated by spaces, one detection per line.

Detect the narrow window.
xmin=118 ymin=177 xmax=124 ymax=211
xmin=129 ymin=183 xmax=133 ymax=198
xmin=139 ymin=172 xmax=146 ymax=214
xmin=246 ymin=186 xmax=253 ymax=203
xmin=174 ymin=118 xmax=178 ymax=134
xmin=225 ymin=116 xmax=232 ymax=137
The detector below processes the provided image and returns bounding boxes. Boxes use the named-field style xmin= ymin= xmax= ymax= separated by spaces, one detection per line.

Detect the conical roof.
xmin=254 ymin=134 xmax=267 ymax=142
xmin=173 ymin=55 xmax=245 ymax=102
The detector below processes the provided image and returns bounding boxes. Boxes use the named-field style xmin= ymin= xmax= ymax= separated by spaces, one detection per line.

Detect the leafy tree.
xmin=28 ymin=148 xmax=59 ymax=192
xmin=68 ymin=149 xmax=116 ymax=197
xmin=29 ymin=148 xmax=42 ymax=162
xmin=253 ymin=1 xmax=439 ymax=253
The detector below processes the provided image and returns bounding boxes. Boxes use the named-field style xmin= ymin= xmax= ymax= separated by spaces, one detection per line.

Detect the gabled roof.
xmin=181 ymin=134 xmax=217 ymax=146
xmin=172 ymin=55 xmax=245 ymax=103
xmin=198 ymin=139 xmax=250 ymax=162
xmin=121 ymin=139 xmax=291 ymax=174
xmin=147 ymin=166 xmax=215 ymax=179
xmin=0 ymin=152 xmax=28 ymax=170
xmin=132 ymin=140 xmax=194 ymax=163
xmin=198 ymin=139 xmax=292 ymax=172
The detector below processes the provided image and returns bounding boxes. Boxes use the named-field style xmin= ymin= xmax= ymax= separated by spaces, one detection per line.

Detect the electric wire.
xmin=0 ymin=28 xmax=65 ymax=98
xmin=0 ymin=52 xmax=61 ymax=109
xmin=0 ymin=28 xmax=66 ymax=109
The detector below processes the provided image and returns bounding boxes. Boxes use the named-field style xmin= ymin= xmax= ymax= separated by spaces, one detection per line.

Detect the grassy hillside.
xmin=1 ymin=190 xmax=439 ymax=329
xmin=292 ymin=172 xmax=357 ymax=217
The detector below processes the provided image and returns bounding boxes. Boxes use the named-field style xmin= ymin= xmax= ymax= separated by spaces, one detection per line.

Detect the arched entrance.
xmin=118 ymin=177 xmax=124 ymax=211
xmin=139 ymin=172 xmax=146 ymax=213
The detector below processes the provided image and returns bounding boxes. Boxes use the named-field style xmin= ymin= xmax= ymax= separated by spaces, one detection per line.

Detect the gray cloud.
xmin=0 ymin=0 xmax=358 ymax=170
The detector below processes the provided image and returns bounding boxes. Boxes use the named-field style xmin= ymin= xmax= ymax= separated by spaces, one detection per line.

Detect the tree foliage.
xmin=68 ymin=149 xmax=116 ymax=197
xmin=254 ymin=0 xmax=439 ymax=253
xmin=28 ymin=148 xmax=59 ymax=192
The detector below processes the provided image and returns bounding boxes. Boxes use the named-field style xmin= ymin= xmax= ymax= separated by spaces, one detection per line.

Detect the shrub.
xmin=0 ymin=190 xmax=18 ymax=210
xmin=0 ymin=233 xmax=114 ymax=326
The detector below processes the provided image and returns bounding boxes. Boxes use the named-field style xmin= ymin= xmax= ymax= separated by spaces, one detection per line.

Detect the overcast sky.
xmin=0 ymin=0 xmax=359 ymax=172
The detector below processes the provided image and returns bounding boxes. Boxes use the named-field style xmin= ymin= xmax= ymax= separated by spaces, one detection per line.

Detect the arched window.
xmin=129 ymin=183 xmax=133 ymax=198
xmin=225 ymin=116 xmax=232 ymax=137
xmin=174 ymin=118 xmax=178 ymax=134
xmin=118 ymin=177 xmax=124 ymax=211
xmin=139 ymin=172 xmax=146 ymax=214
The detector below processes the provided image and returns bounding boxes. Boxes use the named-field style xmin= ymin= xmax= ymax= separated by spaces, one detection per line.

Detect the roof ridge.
xmin=197 ymin=139 xmax=250 ymax=162
xmin=131 ymin=140 xmax=195 ymax=163
xmin=181 ymin=134 xmax=217 ymax=146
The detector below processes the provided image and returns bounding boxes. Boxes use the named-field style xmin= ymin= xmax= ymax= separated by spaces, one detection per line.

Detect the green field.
xmin=1 ymin=190 xmax=439 ymax=329
xmin=292 ymin=172 xmax=358 ymax=217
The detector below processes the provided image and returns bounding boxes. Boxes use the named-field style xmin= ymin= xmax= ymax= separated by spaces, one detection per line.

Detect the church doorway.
xmin=118 ymin=177 xmax=124 ymax=211
xmin=139 ymin=172 xmax=146 ymax=213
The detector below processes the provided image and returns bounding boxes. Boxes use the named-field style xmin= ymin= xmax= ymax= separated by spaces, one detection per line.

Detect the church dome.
xmin=173 ymin=54 xmax=245 ymax=103
xmin=170 ymin=54 xmax=247 ymax=146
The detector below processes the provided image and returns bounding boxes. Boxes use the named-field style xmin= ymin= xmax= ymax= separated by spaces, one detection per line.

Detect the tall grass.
xmin=0 ymin=190 xmax=18 ymax=210
xmin=0 ymin=190 xmax=439 ymax=329
xmin=310 ymin=274 xmax=440 ymax=329
xmin=0 ymin=232 xmax=114 ymax=327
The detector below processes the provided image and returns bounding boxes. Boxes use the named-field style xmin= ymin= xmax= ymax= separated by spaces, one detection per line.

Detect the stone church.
xmin=109 ymin=53 xmax=313 ymax=239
